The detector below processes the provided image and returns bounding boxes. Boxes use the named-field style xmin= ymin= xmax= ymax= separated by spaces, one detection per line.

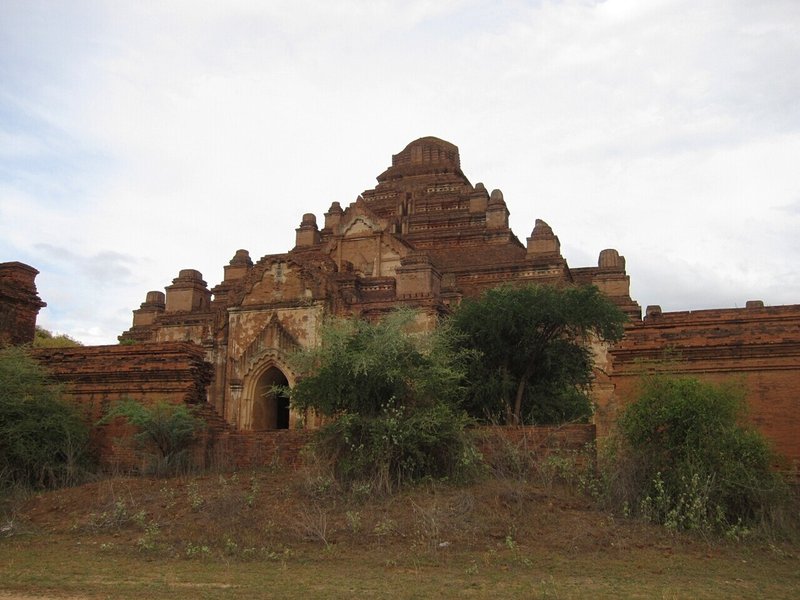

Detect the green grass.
xmin=1 ymin=532 xmax=798 ymax=599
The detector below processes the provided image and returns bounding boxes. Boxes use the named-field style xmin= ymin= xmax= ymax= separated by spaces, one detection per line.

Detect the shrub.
xmin=32 ymin=326 xmax=82 ymax=348
xmin=290 ymin=309 xmax=467 ymax=417
xmin=607 ymin=375 xmax=788 ymax=534
xmin=103 ymin=399 xmax=204 ymax=475
xmin=0 ymin=347 xmax=92 ymax=489
xmin=312 ymin=403 xmax=481 ymax=494
xmin=290 ymin=310 xmax=480 ymax=493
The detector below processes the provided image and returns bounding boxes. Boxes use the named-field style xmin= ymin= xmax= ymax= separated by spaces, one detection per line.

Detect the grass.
xmin=1 ymin=535 xmax=798 ymax=599
xmin=1 ymin=468 xmax=798 ymax=599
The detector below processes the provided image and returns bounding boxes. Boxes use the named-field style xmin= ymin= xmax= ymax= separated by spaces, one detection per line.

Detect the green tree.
xmin=289 ymin=310 xmax=479 ymax=493
xmin=449 ymin=284 xmax=626 ymax=425
xmin=32 ymin=326 xmax=83 ymax=348
xmin=0 ymin=347 xmax=92 ymax=489
xmin=290 ymin=310 xmax=466 ymax=417
xmin=103 ymin=399 xmax=204 ymax=475
xmin=611 ymin=376 xmax=786 ymax=532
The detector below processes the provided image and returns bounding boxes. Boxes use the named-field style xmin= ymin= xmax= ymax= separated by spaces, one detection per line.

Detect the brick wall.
xmin=40 ymin=305 xmax=800 ymax=477
xmin=33 ymin=342 xmax=213 ymax=470
xmin=31 ymin=343 xmax=313 ymax=471
xmin=478 ymin=424 xmax=595 ymax=450
xmin=26 ymin=339 xmax=598 ymax=473
xmin=606 ymin=304 xmax=800 ymax=470
xmin=204 ymin=429 xmax=314 ymax=470
xmin=476 ymin=424 xmax=597 ymax=472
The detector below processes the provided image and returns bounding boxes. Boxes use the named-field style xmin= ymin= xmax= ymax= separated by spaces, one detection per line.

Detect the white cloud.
xmin=1 ymin=0 xmax=799 ymax=344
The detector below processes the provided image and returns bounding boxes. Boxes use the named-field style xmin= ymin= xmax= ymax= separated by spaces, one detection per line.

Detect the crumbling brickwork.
xmin=33 ymin=343 xmax=213 ymax=470
xmin=0 ymin=262 xmax=46 ymax=346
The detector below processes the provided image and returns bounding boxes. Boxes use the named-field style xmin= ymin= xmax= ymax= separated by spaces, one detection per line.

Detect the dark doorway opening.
xmin=252 ymin=366 xmax=290 ymax=430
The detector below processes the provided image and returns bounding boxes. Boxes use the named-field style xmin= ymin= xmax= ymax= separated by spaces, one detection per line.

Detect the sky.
xmin=1 ymin=0 xmax=799 ymax=345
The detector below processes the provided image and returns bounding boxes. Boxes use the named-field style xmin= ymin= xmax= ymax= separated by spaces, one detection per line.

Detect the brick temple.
xmin=120 ymin=136 xmax=641 ymax=433
xmin=5 ymin=137 xmax=799 ymax=471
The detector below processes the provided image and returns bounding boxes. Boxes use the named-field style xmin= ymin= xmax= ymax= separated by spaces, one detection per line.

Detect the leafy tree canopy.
xmin=289 ymin=309 xmax=467 ymax=417
xmin=449 ymin=284 xmax=626 ymax=425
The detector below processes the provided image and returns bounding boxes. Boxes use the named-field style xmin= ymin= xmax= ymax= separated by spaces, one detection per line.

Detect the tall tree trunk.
xmin=501 ymin=364 xmax=514 ymax=425
xmin=512 ymin=378 xmax=526 ymax=425
xmin=513 ymin=360 xmax=537 ymax=425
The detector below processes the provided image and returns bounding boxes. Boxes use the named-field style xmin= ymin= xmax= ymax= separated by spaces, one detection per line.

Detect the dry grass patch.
xmin=1 ymin=467 xmax=798 ymax=598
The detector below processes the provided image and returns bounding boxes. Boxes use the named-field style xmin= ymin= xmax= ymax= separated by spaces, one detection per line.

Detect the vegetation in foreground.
xmin=604 ymin=375 xmax=793 ymax=537
xmin=2 ymin=288 xmax=799 ymax=597
xmin=287 ymin=285 xmax=626 ymax=495
xmin=32 ymin=326 xmax=83 ymax=348
xmin=450 ymin=284 xmax=627 ymax=425
xmin=289 ymin=309 xmax=481 ymax=494
xmin=102 ymin=399 xmax=205 ymax=477
xmin=0 ymin=347 xmax=93 ymax=490
xmin=1 ymin=455 xmax=798 ymax=600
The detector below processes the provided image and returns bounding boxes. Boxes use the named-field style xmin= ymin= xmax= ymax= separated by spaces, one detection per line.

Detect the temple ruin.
xmin=7 ymin=137 xmax=799 ymax=471
xmin=120 ymin=136 xmax=641 ymax=434
xmin=0 ymin=261 xmax=46 ymax=346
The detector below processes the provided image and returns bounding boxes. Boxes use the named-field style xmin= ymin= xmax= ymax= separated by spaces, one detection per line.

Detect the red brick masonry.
xmin=607 ymin=304 xmax=800 ymax=472
xmin=33 ymin=307 xmax=800 ymax=476
xmin=33 ymin=343 xmax=596 ymax=471
xmin=33 ymin=343 xmax=212 ymax=469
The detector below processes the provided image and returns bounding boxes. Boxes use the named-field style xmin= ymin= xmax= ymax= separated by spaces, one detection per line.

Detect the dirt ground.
xmin=1 ymin=469 xmax=798 ymax=599
xmin=12 ymin=469 xmax=674 ymax=555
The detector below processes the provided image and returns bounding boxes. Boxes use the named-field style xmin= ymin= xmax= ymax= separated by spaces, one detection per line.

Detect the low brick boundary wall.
xmin=203 ymin=430 xmax=314 ymax=470
xmin=33 ymin=343 xmax=213 ymax=470
xmin=96 ymin=418 xmax=597 ymax=475
xmin=477 ymin=424 xmax=595 ymax=450
xmin=193 ymin=422 xmax=596 ymax=474
xmin=475 ymin=424 xmax=597 ymax=473
xmin=29 ymin=341 xmax=598 ymax=472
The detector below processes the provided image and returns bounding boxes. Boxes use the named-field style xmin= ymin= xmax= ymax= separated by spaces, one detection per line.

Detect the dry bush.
xmin=292 ymin=503 xmax=331 ymax=546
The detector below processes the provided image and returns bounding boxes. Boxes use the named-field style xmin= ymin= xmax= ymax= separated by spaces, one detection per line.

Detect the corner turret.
xmin=526 ymin=219 xmax=562 ymax=259
xmin=165 ymin=269 xmax=211 ymax=312
xmin=295 ymin=213 xmax=321 ymax=247
xmin=486 ymin=189 xmax=509 ymax=229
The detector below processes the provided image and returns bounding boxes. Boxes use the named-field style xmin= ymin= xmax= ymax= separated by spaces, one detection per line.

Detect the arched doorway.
xmin=252 ymin=366 xmax=290 ymax=430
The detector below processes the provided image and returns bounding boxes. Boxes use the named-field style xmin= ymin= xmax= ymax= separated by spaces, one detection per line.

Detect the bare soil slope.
xmin=2 ymin=470 xmax=798 ymax=599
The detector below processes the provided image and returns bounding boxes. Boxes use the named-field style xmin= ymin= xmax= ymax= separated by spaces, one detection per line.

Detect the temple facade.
xmin=121 ymin=136 xmax=641 ymax=432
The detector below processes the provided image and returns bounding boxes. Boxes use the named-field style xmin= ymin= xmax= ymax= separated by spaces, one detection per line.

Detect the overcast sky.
xmin=2 ymin=0 xmax=799 ymax=345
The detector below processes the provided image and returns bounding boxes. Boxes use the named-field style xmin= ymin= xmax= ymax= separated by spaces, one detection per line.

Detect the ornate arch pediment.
xmin=231 ymin=313 xmax=299 ymax=379
xmin=325 ymin=200 xmax=412 ymax=278
xmin=342 ymin=216 xmax=378 ymax=237
xmin=336 ymin=197 xmax=387 ymax=234
xmin=227 ymin=253 xmax=336 ymax=307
